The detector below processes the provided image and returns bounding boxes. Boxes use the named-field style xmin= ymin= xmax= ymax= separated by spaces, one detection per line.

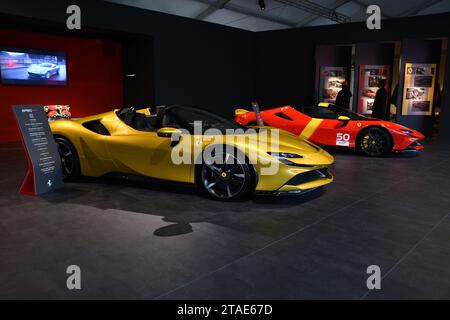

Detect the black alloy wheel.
xmin=200 ymin=149 xmax=253 ymax=201
xmin=359 ymin=127 xmax=392 ymax=157
xmin=55 ymin=137 xmax=80 ymax=181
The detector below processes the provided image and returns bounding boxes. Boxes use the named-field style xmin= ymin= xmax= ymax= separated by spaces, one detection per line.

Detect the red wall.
xmin=0 ymin=29 xmax=123 ymax=142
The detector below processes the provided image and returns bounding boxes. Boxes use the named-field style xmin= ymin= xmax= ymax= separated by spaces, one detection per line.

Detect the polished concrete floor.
xmin=1 ymin=141 xmax=450 ymax=300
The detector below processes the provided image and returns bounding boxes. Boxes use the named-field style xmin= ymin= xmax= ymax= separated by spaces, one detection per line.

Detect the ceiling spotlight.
xmin=258 ymin=0 xmax=266 ymax=10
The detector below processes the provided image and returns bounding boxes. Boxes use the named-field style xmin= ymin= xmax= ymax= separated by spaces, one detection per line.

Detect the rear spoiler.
xmin=235 ymin=108 xmax=250 ymax=115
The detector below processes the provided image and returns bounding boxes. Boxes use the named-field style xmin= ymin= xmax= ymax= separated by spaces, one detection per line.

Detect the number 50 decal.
xmin=336 ymin=133 xmax=350 ymax=146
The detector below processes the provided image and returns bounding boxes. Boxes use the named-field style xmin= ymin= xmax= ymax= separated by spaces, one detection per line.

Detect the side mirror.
xmin=157 ymin=127 xmax=181 ymax=138
xmin=338 ymin=116 xmax=350 ymax=123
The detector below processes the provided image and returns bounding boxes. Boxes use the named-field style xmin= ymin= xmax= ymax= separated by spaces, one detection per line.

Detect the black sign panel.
xmin=13 ymin=105 xmax=64 ymax=195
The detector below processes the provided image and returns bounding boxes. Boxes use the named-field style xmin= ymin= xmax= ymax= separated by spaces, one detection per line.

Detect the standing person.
xmin=390 ymin=84 xmax=399 ymax=107
xmin=371 ymin=78 xmax=388 ymax=120
xmin=334 ymin=81 xmax=352 ymax=108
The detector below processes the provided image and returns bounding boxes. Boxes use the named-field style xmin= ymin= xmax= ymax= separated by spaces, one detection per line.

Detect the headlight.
xmin=401 ymin=129 xmax=414 ymax=135
xmin=269 ymin=152 xmax=303 ymax=159
xmin=268 ymin=152 xmax=303 ymax=165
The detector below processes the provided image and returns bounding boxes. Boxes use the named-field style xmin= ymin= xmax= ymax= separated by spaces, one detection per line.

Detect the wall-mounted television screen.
xmin=0 ymin=48 xmax=67 ymax=86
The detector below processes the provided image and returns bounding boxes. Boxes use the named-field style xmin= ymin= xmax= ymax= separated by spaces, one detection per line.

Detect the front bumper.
xmin=276 ymin=168 xmax=333 ymax=194
xmin=392 ymin=129 xmax=425 ymax=152
xmin=256 ymin=166 xmax=334 ymax=195
xmin=396 ymin=141 xmax=425 ymax=153
xmin=28 ymin=72 xmax=46 ymax=78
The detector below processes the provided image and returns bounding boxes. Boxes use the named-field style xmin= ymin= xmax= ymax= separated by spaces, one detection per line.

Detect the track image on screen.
xmin=0 ymin=49 xmax=67 ymax=86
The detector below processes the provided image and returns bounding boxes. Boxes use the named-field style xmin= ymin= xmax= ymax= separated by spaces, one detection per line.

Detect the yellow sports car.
xmin=50 ymin=105 xmax=334 ymax=201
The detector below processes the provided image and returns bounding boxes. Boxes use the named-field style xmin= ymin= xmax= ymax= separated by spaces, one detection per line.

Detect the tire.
xmin=55 ymin=137 xmax=81 ymax=181
xmin=358 ymin=127 xmax=392 ymax=157
xmin=198 ymin=147 xmax=254 ymax=201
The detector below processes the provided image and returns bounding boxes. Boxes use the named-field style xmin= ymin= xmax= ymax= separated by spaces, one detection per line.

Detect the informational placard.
xmin=13 ymin=105 xmax=64 ymax=195
xmin=402 ymin=63 xmax=436 ymax=116
xmin=319 ymin=66 xmax=347 ymax=104
xmin=357 ymin=65 xmax=390 ymax=114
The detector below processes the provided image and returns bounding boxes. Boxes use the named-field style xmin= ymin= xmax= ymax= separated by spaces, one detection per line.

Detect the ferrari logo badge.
xmin=357 ymin=123 xmax=362 ymax=128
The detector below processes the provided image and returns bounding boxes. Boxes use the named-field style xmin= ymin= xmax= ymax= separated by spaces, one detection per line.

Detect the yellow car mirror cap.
xmin=338 ymin=116 xmax=350 ymax=122
xmin=157 ymin=127 xmax=182 ymax=138
xmin=137 ymin=108 xmax=152 ymax=115
xmin=235 ymin=108 xmax=249 ymax=115
xmin=318 ymin=102 xmax=331 ymax=108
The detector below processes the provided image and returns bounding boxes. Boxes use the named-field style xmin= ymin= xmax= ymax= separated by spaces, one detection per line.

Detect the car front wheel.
xmin=55 ymin=137 xmax=81 ymax=181
xmin=359 ymin=127 xmax=392 ymax=157
xmin=199 ymin=148 xmax=254 ymax=201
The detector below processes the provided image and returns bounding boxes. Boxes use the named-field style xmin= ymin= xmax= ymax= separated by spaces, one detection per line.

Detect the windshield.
xmin=296 ymin=104 xmax=372 ymax=120
xmin=40 ymin=63 xmax=53 ymax=67
xmin=166 ymin=106 xmax=246 ymax=134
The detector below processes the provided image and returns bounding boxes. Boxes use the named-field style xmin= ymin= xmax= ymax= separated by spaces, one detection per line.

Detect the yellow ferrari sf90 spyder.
xmin=50 ymin=105 xmax=334 ymax=201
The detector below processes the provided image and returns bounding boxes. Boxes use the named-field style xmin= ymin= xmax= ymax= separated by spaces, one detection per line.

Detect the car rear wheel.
xmin=199 ymin=148 xmax=254 ymax=201
xmin=358 ymin=127 xmax=392 ymax=157
xmin=55 ymin=137 xmax=81 ymax=181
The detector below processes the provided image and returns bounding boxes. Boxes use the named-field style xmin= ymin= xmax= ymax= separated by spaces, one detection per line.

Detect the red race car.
xmin=235 ymin=103 xmax=425 ymax=157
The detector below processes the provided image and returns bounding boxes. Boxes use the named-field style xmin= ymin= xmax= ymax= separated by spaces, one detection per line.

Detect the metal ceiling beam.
xmin=295 ymin=0 xmax=351 ymax=27
xmin=192 ymin=0 xmax=297 ymax=27
xmin=351 ymin=0 xmax=392 ymax=18
xmin=295 ymin=0 xmax=394 ymax=27
xmin=276 ymin=0 xmax=352 ymax=24
xmin=196 ymin=0 xmax=231 ymax=20
xmin=397 ymin=0 xmax=443 ymax=17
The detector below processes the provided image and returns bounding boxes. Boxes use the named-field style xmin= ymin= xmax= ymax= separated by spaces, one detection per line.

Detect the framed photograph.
xmin=319 ymin=66 xmax=347 ymax=104
xmin=401 ymin=63 xmax=436 ymax=116
xmin=357 ymin=65 xmax=390 ymax=114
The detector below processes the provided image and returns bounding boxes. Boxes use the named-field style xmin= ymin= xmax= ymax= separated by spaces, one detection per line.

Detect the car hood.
xmin=251 ymin=127 xmax=334 ymax=166
xmin=28 ymin=66 xmax=52 ymax=73
xmin=370 ymin=120 xmax=425 ymax=139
